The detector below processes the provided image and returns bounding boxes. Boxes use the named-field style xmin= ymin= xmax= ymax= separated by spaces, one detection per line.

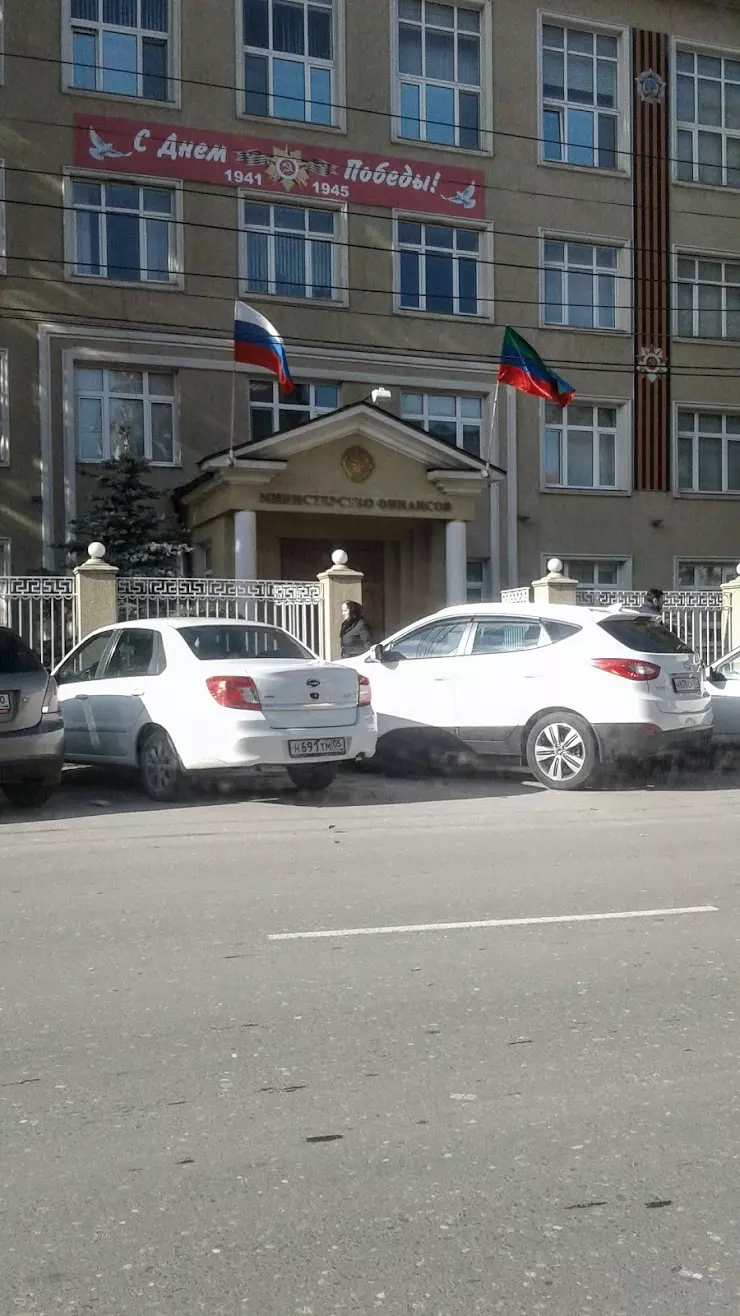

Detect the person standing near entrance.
xmin=340 ymin=601 xmax=372 ymax=657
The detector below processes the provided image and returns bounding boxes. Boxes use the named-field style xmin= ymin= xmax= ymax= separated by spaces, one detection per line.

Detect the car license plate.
xmin=673 ymin=675 xmax=700 ymax=694
xmin=0 ymin=692 xmax=10 ymax=715
xmin=289 ymin=737 xmax=347 ymax=759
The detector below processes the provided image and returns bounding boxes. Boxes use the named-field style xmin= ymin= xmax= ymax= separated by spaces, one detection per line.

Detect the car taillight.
xmin=591 ymin=658 xmax=661 ymax=682
xmin=358 ymin=674 xmax=372 ymax=707
xmin=43 ymin=677 xmax=59 ymax=714
xmin=206 ymin=675 xmax=261 ymax=710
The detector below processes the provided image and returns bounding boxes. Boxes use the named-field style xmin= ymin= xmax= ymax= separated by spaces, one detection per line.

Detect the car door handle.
xmin=432 ymin=676 xmax=450 ymax=682
xmin=129 ymin=689 xmax=144 ymax=697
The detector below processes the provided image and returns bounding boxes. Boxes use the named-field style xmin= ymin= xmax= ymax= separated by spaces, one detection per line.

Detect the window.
xmin=557 ymin=557 xmax=628 ymax=586
xmin=69 ymin=178 xmax=178 ymax=284
xmin=541 ymin=22 xmax=621 ymax=171
xmin=676 ymin=255 xmax=740 ymax=339
xmin=676 ymin=49 xmax=740 ymax=188
xmin=242 ymin=0 xmax=335 ymax=124
xmin=543 ymin=238 xmax=626 ymax=330
xmin=543 ymin=402 xmax=625 ymax=490
xmin=0 ymin=628 xmax=45 ymax=674
xmin=75 ymin=368 xmax=177 ymax=463
xmin=180 ymin=624 xmax=311 ymax=660
xmin=241 ymin=199 xmax=340 ymax=300
xmin=56 ymin=631 xmax=115 ymax=684
xmin=249 ymin=381 xmax=338 ymax=440
xmin=401 ymin=392 xmax=483 ymax=455
xmin=103 ymin=628 xmax=165 ymax=678
xmin=390 ymin=616 xmax=470 ymax=658
xmin=470 ymin=618 xmax=545 ymax=654
xmin=0 ymin=539 xmax=9 ymax=575
xmin=397 ymin=219 xmax=484 ymax=316
xmin=676 ymin=560 xmax=739 ymax=588
xmin=0 ymin=349 xmax=8 ymax=466
xmin=677 ymin=410 xmax=740 ymax=493
xmin=598 ymin=616 xmax=694 ymax=654
xmin=466 ymin=559 xmax=486 ymax=602
xmin=396 ymin=0 xmax=482 ymax=150
xmin=66 ymin=0 xmax=171 ymax=100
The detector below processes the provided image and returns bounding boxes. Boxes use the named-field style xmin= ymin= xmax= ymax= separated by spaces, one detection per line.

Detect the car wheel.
xmin=139 ymin=728 xmax=184 ymax=803
xmin=525 ymin=713 xmax=598 ymax=791
xmin=287 ymin=763 xmax=338 ymax=793
xmin=2 ymin=780 xmax=56 ymax=809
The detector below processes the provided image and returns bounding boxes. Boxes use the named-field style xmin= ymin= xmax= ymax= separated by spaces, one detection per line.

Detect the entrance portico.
xmin=178 ymin=402 xmax=503 ymax=633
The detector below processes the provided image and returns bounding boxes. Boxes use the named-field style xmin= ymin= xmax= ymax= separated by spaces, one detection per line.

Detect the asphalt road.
xmin=2 ymin=764 xmax=740 ymax=1315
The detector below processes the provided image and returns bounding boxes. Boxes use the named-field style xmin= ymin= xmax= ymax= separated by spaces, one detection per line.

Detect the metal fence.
xmin=501 ymin=584 xmax=729 ymax=666
xmin=0 ymin=576 xmax=78 ymax=670
xmin=117 ymin=577 xmax=325 ymax=655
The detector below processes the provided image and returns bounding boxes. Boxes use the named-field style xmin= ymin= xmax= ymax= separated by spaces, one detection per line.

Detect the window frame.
xmin=238 ymin=191 xmax=348 ymax=305
xmin=673 ymin=246 xmax=740 ymax=341
xmin=540 ymin=229 xmax=631 ymax=333
xmin=236 ymin=0 xmax=347 ymax=131
xmin=73 ymin=364 xmax=180 ymax=466
xmin=63 ymin=170 xmax=184 ymax=290
xmin=0 ymin=538 xmax=9 ymax=576
xmin=400 ymin=389 xmax=485 ymax=456
xmin=0 ymin=348 xmax=8 ymax=466
xmin=61 ymin=0 xmax=180 ymax=107
xmin=390 ymin=0 xmax=493 ymax=156
xmin=393 ymin=210 xmax=493 ymax=320
xmin=674 ymin=403 xmax=740 ymax=496
xmin=248 ymin=379 xmax=340 ymax=440
xmin=542 ymin=554 xmax=632 ymax=586
xmin=674 ymin=557 xmax=740 ymax=589
xmin=672 ymin=38 xmax=740 ymax=192
xmin=538 ymin=12 xmax=631 ymax=176
xmin=540 ymin=397 xmax=632 ymax=493
xmin=0 ymin=161 xmax=6 ymax=276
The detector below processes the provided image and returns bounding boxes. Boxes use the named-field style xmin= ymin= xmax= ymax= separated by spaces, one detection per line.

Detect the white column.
xmin=234 ymin=509 xmax=257 ymax=580
xmin=445 ymin=520 xmax=467 ymax=605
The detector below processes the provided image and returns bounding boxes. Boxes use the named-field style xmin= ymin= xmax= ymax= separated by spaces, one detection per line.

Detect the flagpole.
xmin=484 ymin=379 xmax=501 ymax=469
xmin=228 ymin=361 xmax=237 ymax=466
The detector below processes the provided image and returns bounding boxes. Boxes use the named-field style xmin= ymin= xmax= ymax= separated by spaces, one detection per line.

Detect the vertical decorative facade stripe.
xmin=632 ymin=29 xmax=670 ymax=492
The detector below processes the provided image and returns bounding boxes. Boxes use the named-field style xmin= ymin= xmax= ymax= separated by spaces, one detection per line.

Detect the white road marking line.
xmin=269 ymin=906 xmax=718 ymax=942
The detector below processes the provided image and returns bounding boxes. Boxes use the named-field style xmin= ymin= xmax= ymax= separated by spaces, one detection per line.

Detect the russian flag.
xmin=233 ymin=301 xmax=294 ymax=394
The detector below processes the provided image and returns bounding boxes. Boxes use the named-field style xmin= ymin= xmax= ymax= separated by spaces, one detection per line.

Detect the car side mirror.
xmin=373 ymin=643 xmax=386 ymax=663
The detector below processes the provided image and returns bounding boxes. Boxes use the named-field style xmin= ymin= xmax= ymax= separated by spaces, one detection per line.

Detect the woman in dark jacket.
xmin=339 ymin=600 xmax=372 ymax=657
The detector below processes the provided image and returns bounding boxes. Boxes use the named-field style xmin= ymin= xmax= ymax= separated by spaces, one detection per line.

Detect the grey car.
xmin=0 ymin=627 xmax=65 ymax=808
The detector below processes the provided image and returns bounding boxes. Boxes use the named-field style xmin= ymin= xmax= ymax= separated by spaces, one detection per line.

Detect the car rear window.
xmin=598 ymin=616 xmax=694 ymax=654
xmin=178 ymin=625 xmax=311 ymax=661
xmin=0 ymin=628 xmax=44 ymax=674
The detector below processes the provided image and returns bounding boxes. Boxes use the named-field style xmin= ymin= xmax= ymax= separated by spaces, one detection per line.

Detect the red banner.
xmin=74 ymin=115 xmax=485 ymax=219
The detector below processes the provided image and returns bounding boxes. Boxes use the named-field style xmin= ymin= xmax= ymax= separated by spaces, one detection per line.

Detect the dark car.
xmin=0 ymin=627 xmax=64 ymax=808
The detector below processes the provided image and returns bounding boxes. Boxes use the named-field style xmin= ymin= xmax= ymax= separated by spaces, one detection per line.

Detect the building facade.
xmin=2 ymin=0 xmax=740 ymax=634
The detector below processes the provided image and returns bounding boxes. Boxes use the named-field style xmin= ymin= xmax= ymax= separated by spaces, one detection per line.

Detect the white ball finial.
xmin=736 ymin=562 xmax=740 ymax=577
xmin=88 ymin=542 xmax=106 ymax=560
xmin=331 ymin=549 xmax=349 ymax=567
xmin=547 ymin=557 xmax=563 ymax=575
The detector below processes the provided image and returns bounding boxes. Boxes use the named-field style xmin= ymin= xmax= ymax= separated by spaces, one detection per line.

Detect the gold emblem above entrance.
xmin=341 ymin=445 xmax=375 ymax=484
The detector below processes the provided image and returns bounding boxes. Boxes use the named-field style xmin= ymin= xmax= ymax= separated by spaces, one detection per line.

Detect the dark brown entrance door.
xmin=280 ymin=538 xmax=386 ymax=638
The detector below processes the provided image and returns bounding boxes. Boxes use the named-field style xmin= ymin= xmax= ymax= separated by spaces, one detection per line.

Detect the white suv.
xmin=343 ymin=603 xmax=711 ymax=790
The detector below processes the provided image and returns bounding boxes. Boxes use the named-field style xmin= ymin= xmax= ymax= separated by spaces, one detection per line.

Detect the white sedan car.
xmin=54 ymin=619 xmax=376 ymax=800
xmin=343 ymin=603 xmax=711 ymax=790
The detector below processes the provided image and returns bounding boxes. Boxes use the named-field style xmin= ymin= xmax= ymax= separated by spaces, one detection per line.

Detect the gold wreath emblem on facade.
xmin=341 ymin=446 xmax=375 ymax=484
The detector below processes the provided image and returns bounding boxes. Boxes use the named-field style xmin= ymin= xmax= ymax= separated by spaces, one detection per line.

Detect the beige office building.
xmin=2 ymin=0 xmax=740 ymax=634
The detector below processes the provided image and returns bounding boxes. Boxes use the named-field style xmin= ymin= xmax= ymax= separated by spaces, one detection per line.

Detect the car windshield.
xmin=178 ymin=625 xmax=312 ymax=661
xmin=598 ymin=616 xmax=695 ymax=654
xmin=0 ymin=627 xmax=45 ymax=674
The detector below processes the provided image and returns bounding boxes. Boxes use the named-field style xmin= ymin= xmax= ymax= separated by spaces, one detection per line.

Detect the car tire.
xmin=525 ymin=712 xmax=598 ymax=791
xmin=287 ymin=763 xmax=338 ymax=793
xmin=2 ymin=780 xmax=56 ymax=809
xmin=139 ymin=727 xmax=184 ymax=803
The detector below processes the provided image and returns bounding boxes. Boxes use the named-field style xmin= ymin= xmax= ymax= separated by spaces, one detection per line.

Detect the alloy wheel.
xmin=533 ymin=722 xmax=587 ymax=784
xmin=142 ymin=733 xmax=180 ymax=800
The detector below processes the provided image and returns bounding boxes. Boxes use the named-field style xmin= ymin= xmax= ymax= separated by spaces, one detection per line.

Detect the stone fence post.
xmin=318 ymin=550 xmax=364 ymax=661
xmin=531 ymin=557 xmax=578 ymax=607
xmin=721 ymin=565 xmax=740 ymax=655
xmin=74 ymin=542 xmax=119 ymax=641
